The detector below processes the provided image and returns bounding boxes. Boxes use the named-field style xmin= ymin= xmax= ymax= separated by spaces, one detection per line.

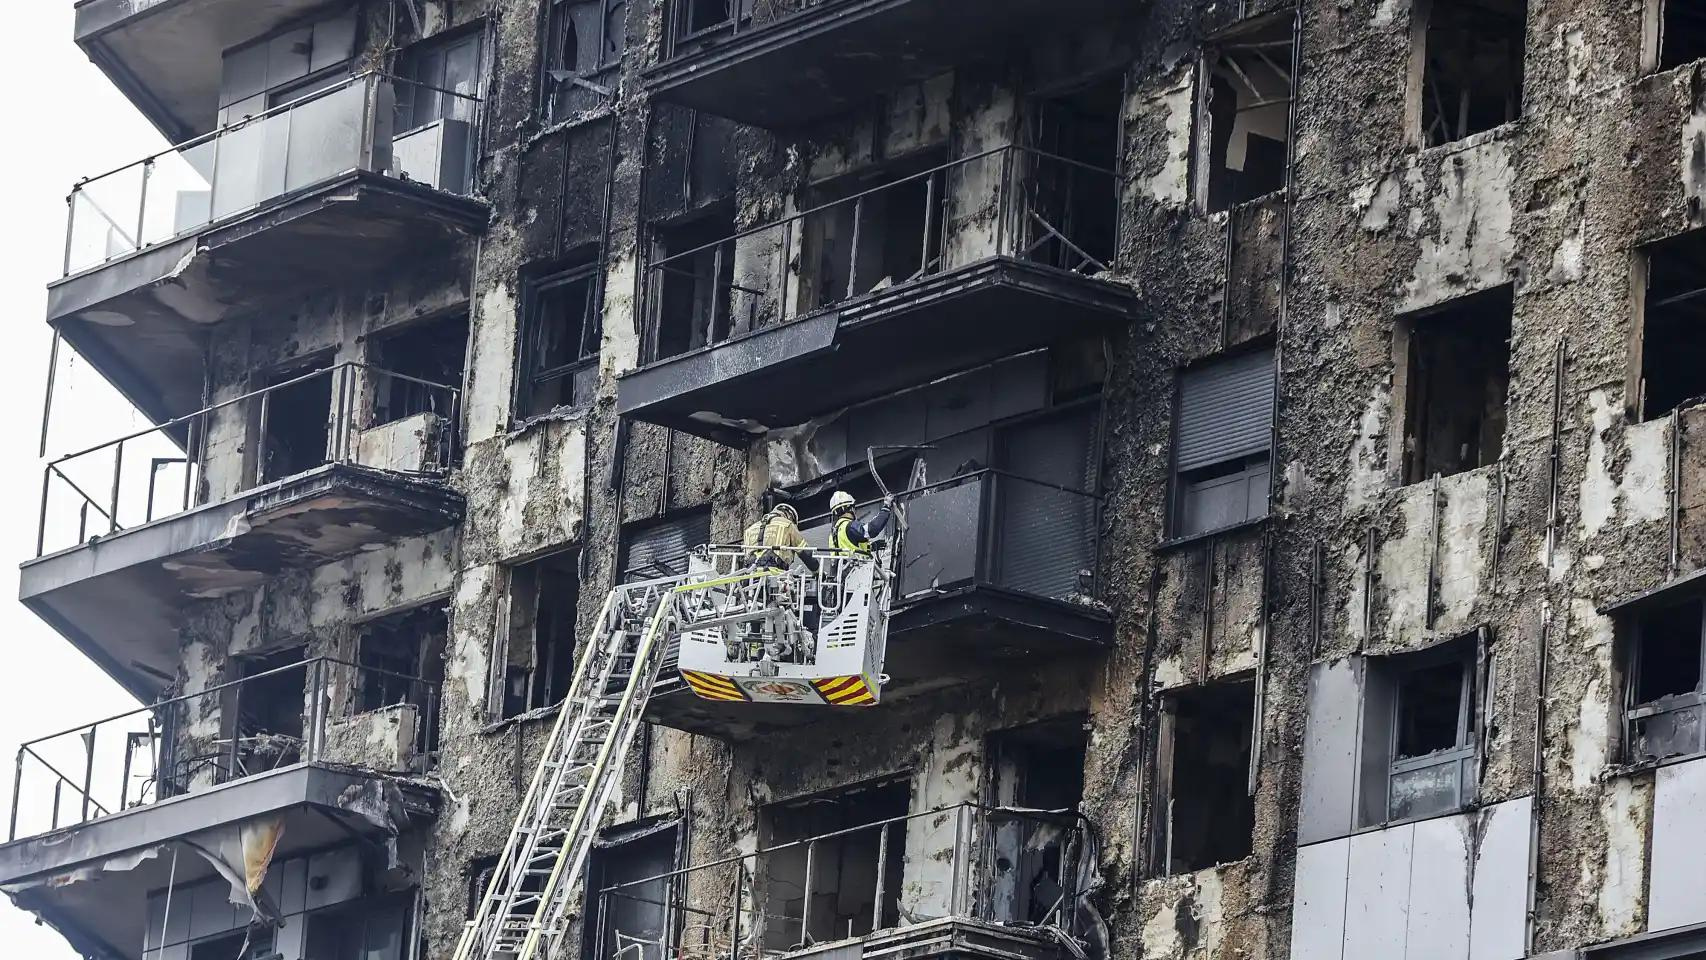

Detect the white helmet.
xmin=772 ymin=503 xmax=799 ymax=523
xmin=830 ymin=491 xmax=856 ymax=514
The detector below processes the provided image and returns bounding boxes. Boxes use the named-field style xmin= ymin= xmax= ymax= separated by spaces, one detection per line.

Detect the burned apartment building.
xmin=20 ymin=0 xmax=1706 ymax=958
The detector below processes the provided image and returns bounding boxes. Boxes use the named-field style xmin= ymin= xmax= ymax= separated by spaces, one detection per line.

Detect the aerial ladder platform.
xmin=454 ymin=542 xmax=892 ymax=960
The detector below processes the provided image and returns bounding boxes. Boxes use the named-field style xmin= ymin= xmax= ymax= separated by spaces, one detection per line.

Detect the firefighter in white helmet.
xmin=829 ymin=490 xmax=893 ymax=555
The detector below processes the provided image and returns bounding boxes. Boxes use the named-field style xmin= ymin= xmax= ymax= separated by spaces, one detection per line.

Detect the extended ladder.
xmin=452 ymin=573 xmax=685 ymax=960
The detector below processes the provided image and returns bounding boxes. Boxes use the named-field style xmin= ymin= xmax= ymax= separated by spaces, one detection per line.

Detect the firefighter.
xmin=743 ymin=502 xmax=818 ymax=573
xmin=830 ymin=490 xmax=893 ymax=555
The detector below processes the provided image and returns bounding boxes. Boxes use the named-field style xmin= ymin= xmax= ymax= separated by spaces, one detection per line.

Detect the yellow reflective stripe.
xmin=682 ymin=671 xmax=746 ymax=701
xmin=814 ymin=676 xmax=876 ymax=705
xmin=816 ymin=676 xmax=858 ymax=696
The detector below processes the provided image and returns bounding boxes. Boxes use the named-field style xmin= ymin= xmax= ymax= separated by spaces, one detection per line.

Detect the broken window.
xmin=1169 ymin=348 xmax=1273 ymax=539
xmin=303 ymin=893 xmax=413 ymax=960
xmin=467 ymin=856 xmax=500 ymax=920
xmin=357 ymin=605 xmax=447 ymax=765
xmin=256 ymin=356 xmax=333 ymax=484
xmin=1416 ymin=0 xmax=1526 ymax=147
xmin=1653 ymin=0 xmax=1706 ymax=72
xmin=651 ymin=207 xmax=737 ymax=360
xmin=759 ymin=777 xmax=909 ymax=950
xmin=987 ymin=719 xmax=1087 ymax=924
xmin=620 ymin=509 xmax=711 ymax=582
xmin=396 ymin=27 xmax=483 ymax=129
xmin=1637 ymin=231 xmax=1706 ymax=420
xmin=544 ymin=0 xmax=627 ymax=120
xmin=368 ymin=313 xmax=468 ymax=427
xmin=583 ymin=823 xmax=680 ymax=960
xmin=1355 ymin=638 xmax=1479 ymax=826
xmin=1026 ymin=74 xmax=1122 ymax=272
xmin=1150 ymin=681 xmax=1255 ymax=875
xmin=222 ymin=647 xmax=308 ymax=782
xmin=1199 ymin=17 xmax=1293 ymax=213
xmin=518 ymin=261 xmax=602 ymax=420
xmin=1397 ymin=286 xmax=1511 ymax=483
xmin=1624 ymin=598 xmax=1706 ymax=763
xmin=799 ymin=149 xmax=947 ymax=312
xmin=498 ymin=550 xmax=580 ymax=720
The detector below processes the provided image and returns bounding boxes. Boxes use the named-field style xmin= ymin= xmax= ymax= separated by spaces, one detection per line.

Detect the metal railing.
xmin=589 ymin=803 xmax=1093 ymax=960
xmin=641 ymin=145 xmax=1118 ymax=361
xmin=799 ymin=469 xmax=1102 ymax=605
xmin=661 ymin=0 xmax=761 ymax=60
xmin=63 ymin=71 xmax=482 ymax=277
xmin=35 ymin=361 xmax=460 ymax=558
xmin=8 ymin=657 xmax=441 ymax=842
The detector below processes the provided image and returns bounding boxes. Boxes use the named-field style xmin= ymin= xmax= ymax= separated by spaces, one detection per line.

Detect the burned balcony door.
xmin=986 ymin=719 xmax=1088 ymax=925
xmin=991 ymin=404 xmax=1099 ymax=598
xmin=583 ymin=824 xmax=681 ymax=960
xmin=356 ymin=606 xmax=448 ymax=766
xmin=254 ymin=356 xmax=334 ymax=485
xmin=1024 ymin=75 xmax=1122 ymax=274
xmin=797 ymin=150 xmax=946 ymax=314
xmin=394 ymin=28 xmax=483 ymax=193
xmin=651 ymin=208 xmax=737 ymax=360
xmin=758 ymin=778 xmax=909 ymax=950
xmin=218 ymin=647 xmax=308 ymax=787
xmin=368 ymin=313 xmax=469 ymax=427
xmin=500 ymin=550 xmax=581 ymax=720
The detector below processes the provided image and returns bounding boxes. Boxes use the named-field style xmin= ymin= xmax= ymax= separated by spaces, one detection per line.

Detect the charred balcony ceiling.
xmin=0 ymin=764 xmax=436 ymax=960
xmin=643 ymin=0 xmax=1132 ymax=129
xmin=20 ymin=464 xmax=463 ymax=701
xmin=617 ymin=258 xmax=1141 ymax=446
xmin=73 ymin=0 xmax=338 ymax=141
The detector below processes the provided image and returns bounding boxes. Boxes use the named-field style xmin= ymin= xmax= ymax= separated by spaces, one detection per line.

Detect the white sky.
xmin=0 ymin=4 xmax=172 ymax=956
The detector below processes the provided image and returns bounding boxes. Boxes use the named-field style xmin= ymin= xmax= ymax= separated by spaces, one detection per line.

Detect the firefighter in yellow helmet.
xmin=742 ymin=502 xmax=818 ymax=573
xmin=829 ymin=491 xmax=893 ymax=555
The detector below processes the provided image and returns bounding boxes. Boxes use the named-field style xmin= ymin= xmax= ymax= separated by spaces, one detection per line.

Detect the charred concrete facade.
xmin=18 ymin=0 xmax=1706 ymax=958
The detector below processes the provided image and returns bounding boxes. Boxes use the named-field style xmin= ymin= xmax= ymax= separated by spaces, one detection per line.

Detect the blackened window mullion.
xmin=522 ymin=265 xmax=601 ymax=418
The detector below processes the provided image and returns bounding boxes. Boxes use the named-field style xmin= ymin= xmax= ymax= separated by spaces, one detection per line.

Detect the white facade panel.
xmin=1651 ymin=756 xmax=1706 ymax=932
xmin=1468 ymin=796 xmax=1531 ymax=960
xmin=1290 ymin=838 xmax=1349 ymax=960
xmin=1342 ymin=822 xmax=1413 ymax=959
xmin=1408 ymin=815 xmax=1472 ymax=959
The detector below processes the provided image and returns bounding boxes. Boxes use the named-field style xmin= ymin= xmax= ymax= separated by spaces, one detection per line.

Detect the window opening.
xmin=1151 ymin=680 xmax=1255 ymax=875
xmin=257 ymin=357 xmax=334 ymax=484
xmin=988 ymin=719 xmax=1087 ymax=925
xmin=620 ymin=509 xmax=711 ymax=582
xmin=1354 ymin=639 xmax=1479 ymax=827
xmin=583 ymin=825 xmax=680 ymax=960
xmin=1418 ymin=0 xmax=1526 ymax=147
xmin=1656 ymin=0 xmax=1706 ymax=72
xmin=499 ymin=550 xmax=580 ymax=719
xmin=519 ymin=261 xmax=602 ymax=420
xmin=759 ymin=778 xmax=910 ymax=950
xmin=1200 ymin=17 xmax=1293 ymax=213
xmin=1170 ymin=348 xmax=1274 ymax=539
xmin=1026 ymin=74 xmax=1122 ymax=272
xmin=799 ymin=149 xmax=947 ymax=313
xmin=1638 ymin=230 xmax=1706 ymax=421
xmin=368 ymin=313 xmax=468 ymax=427
xmin=1397 ymin=286 xmax=1512 ymax=483
xmin=397 ymin=28 xmax=483 ymax=129
xmin=544 ymin=0 xmax=628 ymax=120
xmin=1626 ymin=598 xmax=1706 ymax=763
xmin=303 ymin=892 xmax=413 ymax=960
xmin=652 ymin=207 xmax=737 ymax=360
xmin=356 ymin=606 xmax=446 ymax=764
xmin=222 ymin=647 xmax=309 ymax=783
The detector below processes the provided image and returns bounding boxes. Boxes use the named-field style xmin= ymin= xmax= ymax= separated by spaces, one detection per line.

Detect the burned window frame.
xmin=354 ymin=603 xmax=448 ymax=770
xmin=1146 ymin=679 xmax=1257 ymax=877
xmin=542 ymin=0 xmax=628 ymax=122
xmin=1631 ymin=232 xmax=1706 ymax=422
xmin=1392 ymin=286 xmax=1513 ymax=485
xmin=1194 ymin=14 xmax=1296 ymax=215
xmin=582 ymin=820 xmax=684 ymax=960
xmin=394 ymin=23 xmax=486 ymax=132
xmin=1356 ymin=635 xmax=1484 ymax=829
xmin=1409 ymin=0 xmax=1527 ymax=148
xmin=1621 ymin=596 xmax=1706 ymax=765
xmin=516 ymin=259 xmax=604 ymax=422
xmin=664 ymin=0 xmax=756 ymax=57
xmin=492 ymin=548 xmax=582 ymax=722
xmin=1166 ymin=345 xmax=1275 ymax=541
xmin=647 ymin=205 xmax=738 ymax=362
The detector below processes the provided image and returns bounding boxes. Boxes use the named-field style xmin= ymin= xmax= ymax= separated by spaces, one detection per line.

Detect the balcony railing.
xmin=8 ymin=657 xmax=441 ymax=842
xmin=590 ymin=803 xmax=1095 ymax=960
xmin=62 ymin=71 xmax=482 ymax=277
xmin=35 ymin=361 xmax=460 ymax=558
xmin=641 ymin=145 xmax=1117 ymax=361
xmin=801 ymin=470 xmax=1101 ymax=606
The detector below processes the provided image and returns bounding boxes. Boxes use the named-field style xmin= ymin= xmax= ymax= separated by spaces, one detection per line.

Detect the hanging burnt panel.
xmin=1417 ymin=0 xmax=1526 ymax=147
xmin=561 ymin=119 xmax=621 ymax=252
xmin=1223 ymin=198 xmax=1285 ymax=345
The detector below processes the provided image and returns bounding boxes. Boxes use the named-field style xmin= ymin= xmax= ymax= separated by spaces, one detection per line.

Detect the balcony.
xmin=21 ymin=363 xmax=463 ymax=699
xmin=587 ymin=803 xmax=1098 ymax=960
xmin=619 ymin=146 xmax=1136 ymax=445
xmin=644 ymin=471 xmax=1109 ymax=738
xmin=48 ymin=72 xmax=487 ymax=425
xmin=0 ymin=656 xmax=439 ymax=960
xmin=74 ymin=0 xmax=344 ymax=140
xmin=645 ymin=0 xmax=1129 ymax=128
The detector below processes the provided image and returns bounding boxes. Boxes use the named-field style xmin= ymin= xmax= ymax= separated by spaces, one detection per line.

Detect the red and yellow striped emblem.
xmin=681 ymin=670 xmax=747 ymax=702
xmin=812 ymin=675 xmax=877 ymax=706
